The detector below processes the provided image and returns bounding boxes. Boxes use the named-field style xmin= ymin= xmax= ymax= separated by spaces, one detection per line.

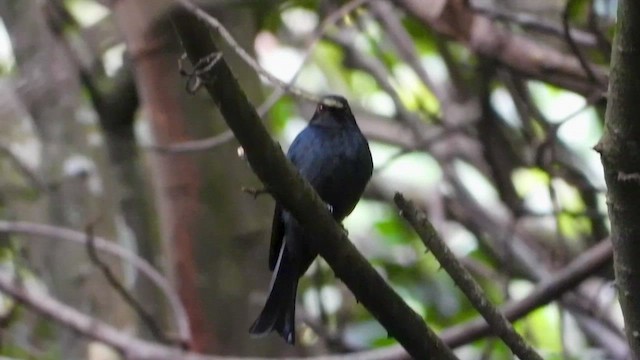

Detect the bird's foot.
xmin=326 ymin=203 xmax=334 ymax=215
xmin=324 ymin=203 xmax=348 ymax=235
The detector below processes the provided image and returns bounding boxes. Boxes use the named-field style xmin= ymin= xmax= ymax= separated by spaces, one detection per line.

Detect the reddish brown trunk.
xmin=112 ymin=1 xmax=217 ymax=351
xmin=137 ymin=52 xmax=218 ymax=351
xmin=114 ymin=2 xmax=288 ymax=355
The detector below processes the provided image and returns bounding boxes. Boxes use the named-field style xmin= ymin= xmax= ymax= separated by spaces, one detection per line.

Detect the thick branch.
xmin=597 ymin=0 xmax=640 ymax=356
xmin=171 ymin=6 xmax=456 ymax=360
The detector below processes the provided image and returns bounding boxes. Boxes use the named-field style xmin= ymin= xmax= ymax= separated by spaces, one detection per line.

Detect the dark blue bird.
xmin=249 ymin=95 xmax=373 ymax=344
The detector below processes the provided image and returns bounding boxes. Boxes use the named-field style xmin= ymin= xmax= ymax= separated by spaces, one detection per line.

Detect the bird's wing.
xmin=269 ymin=203 xmax=284 ymax=271
xmin=287 ymin=129 xmax=333 ymax=187
xmin=267 ymin=130 xmax=319 ymax=271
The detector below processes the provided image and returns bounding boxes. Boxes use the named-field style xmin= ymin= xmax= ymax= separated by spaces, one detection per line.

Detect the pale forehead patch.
xmin=320 ymin=95 xmax=349 ymax=109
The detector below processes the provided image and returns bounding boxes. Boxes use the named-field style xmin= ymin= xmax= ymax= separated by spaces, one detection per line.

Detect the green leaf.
xmin=374 ymin=216 xmax=413 ymax=244
xmin=268 ymin=96 xmax=295 ymax=133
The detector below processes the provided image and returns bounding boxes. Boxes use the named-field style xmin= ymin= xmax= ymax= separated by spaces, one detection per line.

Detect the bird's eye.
xmin=317 ymin=104 xmax=325 ymax=112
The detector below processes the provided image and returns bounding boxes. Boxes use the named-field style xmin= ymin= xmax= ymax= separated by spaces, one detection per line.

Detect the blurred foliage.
xmin=0 ymin=0 xmax=621 ymax=358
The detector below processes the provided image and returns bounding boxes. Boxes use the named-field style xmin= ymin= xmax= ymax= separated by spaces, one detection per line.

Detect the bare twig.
xmin=472 ymin=4 xmax=597 ymax=48
xmin=400 ymin=0 xmax=608 ymax=96
xmin=0 ymin=220 xmax=191 ymax=344
xmin=326 ymin=31 xmax=431 ymax=145
xmin=440 ymin=239 xmax=612 ymax=347
xmin=175 ymin=0 xmax=343 ymax=109
xmin=0 ymin=266 xmax=414 ymax=359
xmin=149 ymin=0 xmax=375 ymax=155
xmin=263 ymin=0 xmax=378 ymax=108
xmin=562 ymin=0 xmax=602 ymax=86
xmin=586 ymin=0 xmax=612 ymax=58
xmin=369 ymin=0 xmax=445 ymax=101
xmin=84 ymin=222 xmax=185 ymax=348
xmin=144 ymin=131 xmax=234 ymax=154
xmin=0 ymin=269 xmax=223 ymax=360
xmin=0 ymin=143 xmax=48 ymax=192
xmin=173 ymin=10 xmax=458 ymax=358
xmin=395 ymin=193 xmax=544 ymax=360
xmin=0 ymin=224 xmax=614 ymax=359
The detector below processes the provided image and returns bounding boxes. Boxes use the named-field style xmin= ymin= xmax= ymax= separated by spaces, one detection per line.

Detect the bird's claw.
xmin=324 ymin=203 xmax=349 ymax=236
xmin=326 ymin=203 xmax=334 ymax=214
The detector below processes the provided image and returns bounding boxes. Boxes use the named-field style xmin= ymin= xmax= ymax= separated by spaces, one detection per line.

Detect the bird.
xmin=249 ymin=95 xmax=373 ymax=344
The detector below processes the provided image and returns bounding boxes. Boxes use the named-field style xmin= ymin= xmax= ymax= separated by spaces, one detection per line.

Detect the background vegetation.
xmin=0 ymin=0 xmax=630 ymax=359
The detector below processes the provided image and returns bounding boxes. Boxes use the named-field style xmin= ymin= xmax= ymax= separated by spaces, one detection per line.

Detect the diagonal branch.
xmin=84 ymin=222 xmax=185 ymax=348
xmin=146 ymin=0 xmax=375 ymax=155
xmin=395 ymin=193 xmax=543 ymax=360
xmin=170 ymin=5 xmax=457 ymax=360
xmin=0 ymin=263 xmax=428 ymax=360
xmin=174 ymin=0 xmax=342 ymax=109
xmin=0 ymin=221 xmax=613 ymax=359
xmin=562 ymin=0 xmax=602 ymax=86
xmin=440 ymin=237 xmax=613 ymax=347
xmin=0 ymin=143 xmax=48 ymax=192
xmin=0 ymin=270 xmax=249 ymax=360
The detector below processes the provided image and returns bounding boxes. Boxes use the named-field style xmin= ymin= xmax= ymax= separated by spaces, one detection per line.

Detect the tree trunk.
xmin=113 ymin=1 xmax=289 ymax=355
xmin=597 ymin=0 xmax=640 ymax=357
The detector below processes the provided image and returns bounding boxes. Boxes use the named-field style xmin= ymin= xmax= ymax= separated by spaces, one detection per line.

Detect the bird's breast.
xmin=312 ymin=129 xmax=372 ymax=219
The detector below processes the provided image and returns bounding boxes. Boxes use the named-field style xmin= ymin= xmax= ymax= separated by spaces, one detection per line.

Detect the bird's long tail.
xmin=249 ymin=243 xmax=299 ymax=344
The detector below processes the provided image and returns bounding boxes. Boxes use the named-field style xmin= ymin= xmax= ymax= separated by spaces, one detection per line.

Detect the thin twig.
xmin=0 ymin=232 xmax=614 ymax=359
xmin=399 ymin=0 xmax=608 ymax=96
xmin=369 ymin=0 xmax=445 ymax=101
xmin=149 ymin=0 xmax=375 ymax=155
xmin=0 ymin=269 xmax=223 ymax=360
xmin=586 ymin=0 xmax=612 ymax=58
xmin=473 ymin=240 xmax=611 ymax=337
xmin=395 ymin=193 xmax=544 ymax=360
xmin=0 ymin=143 xmax=48 ymax=192
xmin=0 ymin=220 xmax=191 ymax=344
xmin=175 ymin=0 xmax=343 ymax=109
xmin=173 ymin=11 xmax=458 ymax=358
xmin=84 ymin=222 xmax=185 ymax=348
xmin=326 ymin=31 xmax=431 ymax=145
xmin=562 ymin=0 xmax=601 ymax=86
xmin=472 ymin=4 xmax=597 ymax=48
xmin=0 ymin=266 xmax=413 ymax=359
xmin=262 ymin=0 xmax=378 ymax=107
xmin=144 ymin=131 xmax=234 ymax=154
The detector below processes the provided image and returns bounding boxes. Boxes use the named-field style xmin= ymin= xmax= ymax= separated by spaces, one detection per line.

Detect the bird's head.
xmin=309 ymin=95 xmax=357 ymax=128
